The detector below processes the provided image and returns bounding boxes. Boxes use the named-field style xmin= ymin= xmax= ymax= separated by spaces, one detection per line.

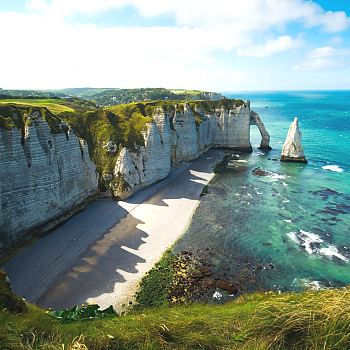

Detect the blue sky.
xmin=1 ymin=0 xmax=350 ymax=91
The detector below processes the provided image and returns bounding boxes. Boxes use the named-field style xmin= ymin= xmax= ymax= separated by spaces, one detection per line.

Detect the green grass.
xmin=0 ymin=99 xmax=75 ymax=115
xmin=134 ymin=250 xmax=176 ymax=309
xmin=0 ymin=98 xmax=96 ymax=115
xmin=1 ymin=288 xmax=350 ymax=349
xmin=0 ymin=104 xmax=64 ymax=134
xmin=2 ymin=257 xmax=350 ymax=349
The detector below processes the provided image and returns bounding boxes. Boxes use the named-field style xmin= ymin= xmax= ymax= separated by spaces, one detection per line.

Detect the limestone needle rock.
xmin=280 ymin=117 xmax=307 ymax=163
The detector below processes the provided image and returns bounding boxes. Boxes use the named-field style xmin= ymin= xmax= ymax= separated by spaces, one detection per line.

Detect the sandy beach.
xmin=3 ymin=149 xmax=224 ymax=311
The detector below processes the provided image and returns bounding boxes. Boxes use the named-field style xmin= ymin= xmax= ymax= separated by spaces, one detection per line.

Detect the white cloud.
xmin=309 ymin=10 xmax=350 ymax=33
xmin=237 ymin=35 xmax=303 ymax=57
xmin=292 ymin=46 xmax=350 ymax=71
xmin=26 ymin=0 xmax=49 ymax=12
xmin=0 ymin=11 xmax=230 ymax=89
xmin=26 ymin=0 xmax=350 ymax=34
xmin=3 ymin=0 xmax=349 ymax=90
xmin=307 ymin=46 xmax=350 ymax=58
xmin=293 ymin=58 xmax=336 ymax=71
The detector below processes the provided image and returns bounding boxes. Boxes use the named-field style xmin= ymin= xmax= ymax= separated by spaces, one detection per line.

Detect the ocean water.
xmin=173 ymin=90 xmax=350 ymax=301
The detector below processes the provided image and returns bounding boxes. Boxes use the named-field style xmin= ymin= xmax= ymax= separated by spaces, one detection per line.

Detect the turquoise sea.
xmin=173 ymin=90 xmax=350 ymax=301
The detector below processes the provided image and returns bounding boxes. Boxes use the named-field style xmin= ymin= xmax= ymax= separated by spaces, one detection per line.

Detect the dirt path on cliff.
xmin=2 ymin=149 xmax=224 ymax=312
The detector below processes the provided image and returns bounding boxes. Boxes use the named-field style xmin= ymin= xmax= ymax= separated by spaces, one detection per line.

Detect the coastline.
xmin=2 ymin=149 xmax=225 ymax=312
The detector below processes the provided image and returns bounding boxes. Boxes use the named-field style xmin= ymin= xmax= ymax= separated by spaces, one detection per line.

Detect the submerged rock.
xmin=217 ymin=279 xmax=238 ymax=293
xmin=280 ymin=117 xmax=307 ymax=163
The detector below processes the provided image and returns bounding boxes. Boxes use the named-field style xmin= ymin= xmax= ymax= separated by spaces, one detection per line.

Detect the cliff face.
xmin=0 ymin=112 xmax=98 ymax=256
xmin=113 ymin=101 xmax=270 ymax=199
xmin=280 ymin=117 xmax=307 ymax=163
xmin=190 ymin=92 xmax=224 ymax=101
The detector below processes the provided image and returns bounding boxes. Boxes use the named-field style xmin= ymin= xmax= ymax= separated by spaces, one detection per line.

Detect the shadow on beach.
xmin=2 ymin=150 xmax=224 ymax=310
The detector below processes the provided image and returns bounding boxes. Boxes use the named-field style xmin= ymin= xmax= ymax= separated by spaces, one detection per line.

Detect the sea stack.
xmin=280 ymin=117 xmax=307 ymax=163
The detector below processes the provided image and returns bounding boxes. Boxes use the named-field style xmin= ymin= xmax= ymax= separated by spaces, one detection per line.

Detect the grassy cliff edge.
xmin=1 ymin=283 xmax=349 ymax=349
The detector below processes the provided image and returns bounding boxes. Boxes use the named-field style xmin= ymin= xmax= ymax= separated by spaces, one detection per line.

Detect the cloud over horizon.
xmin=1 ymin=0 xmax=350 ymax=90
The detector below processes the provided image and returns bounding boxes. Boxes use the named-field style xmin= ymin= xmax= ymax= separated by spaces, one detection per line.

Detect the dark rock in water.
xmin=262 ymin=242 xmax=272 ymax=246
xmin=309 ymin=188 xmax=339 ymax=201
xmin=337 ymin=203 xmax=350 ymax=213
xmin=322 ymin=204 xmax=350 ymax=215
xmin=217 ymin=280 xmax=238 ymax=293
xmin=332 ymin=256 xmax=347 ymax=266
xmin=199 ymin=279 xmax=216 ymax=289
xmin=257 ymin=265 xmax=263 ymax=270
xmin=252 ymin=167 xmax=269 ymax=176
xmin=336 ymin=246 xmax=350 ymax=260
xmin=199 ymin=268 xmax=212 ymax=276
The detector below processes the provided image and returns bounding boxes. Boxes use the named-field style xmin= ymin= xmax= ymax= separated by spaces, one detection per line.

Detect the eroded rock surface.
xmin=280 ymin=117 xmax=307 ymax=163
xmin=0 ymin=116 xmax=98 ymax=256
xmin=113 ymin=101 xmax=270 ymax=198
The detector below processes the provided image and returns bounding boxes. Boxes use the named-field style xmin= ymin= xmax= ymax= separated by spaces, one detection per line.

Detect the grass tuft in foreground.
xmin=1 ymin=271 xmax=350 ymax=350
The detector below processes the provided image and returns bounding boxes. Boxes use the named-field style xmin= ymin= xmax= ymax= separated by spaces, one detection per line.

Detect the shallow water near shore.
xmin=173 ymin=90 xmax=350 ymax=302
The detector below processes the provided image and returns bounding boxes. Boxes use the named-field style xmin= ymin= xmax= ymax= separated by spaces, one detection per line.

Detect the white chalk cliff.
xmin=113 ymin=101 xmax=271 ymax=199
xmin=0 ymin=113 xmax=99 ymax=256
xmin=280 ymin=117 xmax=307 ymax=163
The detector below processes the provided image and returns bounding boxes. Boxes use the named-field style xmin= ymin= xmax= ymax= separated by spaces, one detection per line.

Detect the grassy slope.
xmin=0 ymin=99 xmax=75 ymax=115
xmin=0 ymin=98 xmax=97 ymax=115
xmin=1 ymin=288 xmax=350 ymax=350
xmin=0 ymin=104 xmax=64 ymax=135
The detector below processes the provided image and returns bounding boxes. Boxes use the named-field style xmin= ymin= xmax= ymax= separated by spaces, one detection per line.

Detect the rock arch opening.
xmin=250 ymin=110 xmax=271 ymax=150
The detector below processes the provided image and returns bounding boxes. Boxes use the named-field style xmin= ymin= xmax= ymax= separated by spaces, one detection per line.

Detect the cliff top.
xmin=1 ymin=283 xmax=349 ymax=349
xmin=60 ymin=99 xmax=247 ymax=180
xmin=0 ymin=104 xmax=64 ymax=134
xmin=0 ymin=87 xmax=224 ymax=107
xmin=0 ymin=98 xmax=248 ymax=190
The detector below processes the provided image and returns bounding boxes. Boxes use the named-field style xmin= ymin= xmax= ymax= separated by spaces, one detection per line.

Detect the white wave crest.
xmin=319 ymin=245 xmax=348 ymax=262
xmin=287 ymin=230 xmax=349 ymax=262
xmin=322 ymin=165 xmax=345 ymax=172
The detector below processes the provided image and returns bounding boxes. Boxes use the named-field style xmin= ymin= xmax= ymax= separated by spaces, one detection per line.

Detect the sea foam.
xmin=322 ymin=165 xmax=345 ymax=172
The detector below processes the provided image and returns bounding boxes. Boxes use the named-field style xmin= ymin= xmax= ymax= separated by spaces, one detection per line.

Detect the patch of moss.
xmin=213 ymin=155 xmax=230 ymax=174
xmin=0 ymin=271 xmax=28 ymax=314
xmin=0 ymin=104 xmax=63 ymax=135
xmin=134 ymin=250 xmax=176 ymax=309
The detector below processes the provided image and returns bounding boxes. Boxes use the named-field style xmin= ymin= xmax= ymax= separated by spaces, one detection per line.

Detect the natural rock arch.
xmin=250 ymin=110 xmax=271 ymax=150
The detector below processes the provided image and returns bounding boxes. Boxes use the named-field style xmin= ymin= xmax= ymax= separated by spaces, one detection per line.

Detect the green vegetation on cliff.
xmin=61 ymin=99 xmax=245 ymax=186
xmin=0 ymin=87 xmax=224 ymax=107
xmin=0 ymin=98 xmax=246 ymax=191
xmin=86 ymin=88 xmax=207 ymax=106
xmin=0 ymin=97 xmax=97 ymax=115
xmin=60 ymin=104 xmax=153 ymax=185
xmin=0 ymin=104 xmax=64 ymax=135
